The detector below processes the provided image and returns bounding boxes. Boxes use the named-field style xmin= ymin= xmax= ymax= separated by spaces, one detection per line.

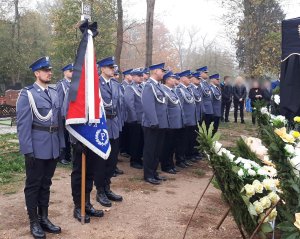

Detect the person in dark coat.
xmin=233 ymin=76 xmax=247 ymax=123
xmin=248 ymin=80 xmax=264 ymax=125
xmin=220 ymin=76 xmax=233 ymax=122
xmin=262 ymin=80 xmax=272 ymax=110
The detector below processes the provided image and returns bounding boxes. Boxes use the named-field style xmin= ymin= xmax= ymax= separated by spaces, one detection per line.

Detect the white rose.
xmin=244 ymin=184 xmax=255 ymax=197
xmin=260 ymin=107 xmax=269 ymax=115
xmin=274 ymin=95 xmax=280 ymax=105
xmin=257 ymin=168 xmax=267 ymax=176
xmin=253 ymin=201 xmax=264 ymax=214
xmin=289 ymin=156 xmax=300 ymax=171
xmin=262 ymin=179 xmax=276 ymax=191
xmin=244 ymin=162 xmax=252 ymax=170
xmin=260 ymin=196 xmax=272 ymax=210
xmin=213 ymin=141 xmax=222 ymax=154
xmin=253 ymin=180 xmax=264 ymax=193
xmin=248 ymin=169 xmax=256 ymax=176
xmin=285 ymin=144 xmax=295 ymax=155
xmin=238 ymin=169 xmax=244 ymax=177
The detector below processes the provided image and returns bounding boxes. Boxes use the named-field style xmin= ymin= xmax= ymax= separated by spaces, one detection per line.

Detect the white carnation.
xmin=238 ymin=169 xmax=244 ymax=177
xmin=285 ymin=144 xmax=295 ymax=155
xmin=248 ymin=169 xmax=256 ymax=176
xmin=260 ymin=107 xmax=269 ymax=115
xmin=213 ymin=141 xmax=222 ymax=154
xmin=273 ymin=94 xmax=280 ymax=105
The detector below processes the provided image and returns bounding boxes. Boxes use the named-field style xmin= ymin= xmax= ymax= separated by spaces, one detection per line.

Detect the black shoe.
xmin=130 ymin=162 xmax=143 ymax=169
xmin=120 ymin=152 xmax=130 ymax=158
xmin=144 ymin=177 xmax=161 ymax=185
xmin=112 ymin=172 xmax=117 ymax=177
xmin=154 ymin=175 xmax=167 ymax=181
xmin=104 ymin=185 xmax=123 ymax=202
xmin=85 ymin=203 xmax=104 ymax=217
xmin=225 ymin=119 xmax=230 ymax=122
xmin=59 ymin=159 xmax=70 ymax=165
xmin=162 ymin=169 xmax=176 ymax=174
xmin=73 ymin=207 xmax=90 ymax=223
xmin=188 ymin=157 xmax=198 ymax=163
xmin=194 ymin=155 xmax=202 ymax=161
xmin=241 ymin=120 xmax=245 ymax=124
xmin=173 ymin=167 xmax=180 ymax=173
xmin=184 ymin=161 xmax=193 ymax=167
xmin=115 ymin=167 xmax=124 ymax=175
xmin=38 ymin=207 xmax=61 ymax=234
xmin=96 ymin=189 xmax=112 ymax=207
xmin=30 ymin=221 xmax=46 ymax=239
xmin=176 ymin=162 xmax=187 ymax=168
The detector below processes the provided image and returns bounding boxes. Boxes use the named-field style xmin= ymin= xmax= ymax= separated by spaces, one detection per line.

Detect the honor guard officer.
xmin=124 ymin=68 xmax=144 ymax=169
xmin=56 ymin=63 xmax=73 ymax=165
xmin=160 ymin=71 xmax=184 ymax=174
xmin=210 ymin=74 xmax=222 ymax=135
xmin=142 ymin=63 xmax=169 ymax=185
xmin=189 ymin=72 xmax=203 ymax=161
xmin=176 ymin=70 xmax=197 ymax=167
xmin=16 ymin=56 xmax=64 ymax=239
xmin=114 ymin=64 xmax=120 ymax=81
xmin=197 ymin=66 xmax=214 ymax=129
xmin=96 ymin=56 xmax=123 ymax=207
xmin=119 ymin=68 xmax=133 ymax=158
xmin=142 ymin=67 xmax=150 ymax=83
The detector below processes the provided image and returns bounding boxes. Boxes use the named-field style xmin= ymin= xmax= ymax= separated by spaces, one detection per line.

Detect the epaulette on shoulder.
xmin=48 ymin=85 xmax=57 ymax=91
xmin=24 ymin=85 xmax=34 ymax=90
xmin=111 ymin=78 xmax=120 ymax=84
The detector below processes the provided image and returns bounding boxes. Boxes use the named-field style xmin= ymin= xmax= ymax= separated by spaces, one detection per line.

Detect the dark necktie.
xmin=44 ymin=89 xmax=51 ymax=101
xmin=107 ymin=82 xmax=110 ymax=89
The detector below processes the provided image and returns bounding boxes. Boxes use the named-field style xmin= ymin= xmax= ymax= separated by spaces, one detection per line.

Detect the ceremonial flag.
xmin=66 ymin=20 xmax=111 ymax=159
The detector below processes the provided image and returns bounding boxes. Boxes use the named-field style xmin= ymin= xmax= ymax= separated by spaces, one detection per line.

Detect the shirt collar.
xmin=102 ymin=75 xmax=111 ymax=84
xmin=164 ymin=85 xmax=174 ymax=91
xmin=150 ymin=77 xmax=158 ymax=85
xmin=64 ymin=78 xmax=71 ymax=83
xmin=35 ymin=82 xmax=47 ymax=91
xmin=179 ymin=83 xmax=188 ymax=88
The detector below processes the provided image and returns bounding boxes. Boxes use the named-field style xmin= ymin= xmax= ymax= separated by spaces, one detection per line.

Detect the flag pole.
xmin=81 ymin=150 xmax=86 ymax=225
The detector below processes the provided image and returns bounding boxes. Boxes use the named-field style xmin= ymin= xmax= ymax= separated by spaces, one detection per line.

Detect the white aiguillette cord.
xmin=27 ymin=90 xmax=53 ymax=122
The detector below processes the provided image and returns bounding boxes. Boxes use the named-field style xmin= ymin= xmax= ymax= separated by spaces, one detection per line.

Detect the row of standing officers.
xmin=16 ymin=56 xmax=222 ymax=239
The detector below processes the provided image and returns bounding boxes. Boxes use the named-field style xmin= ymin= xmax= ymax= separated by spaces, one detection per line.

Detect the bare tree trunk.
xmin=115 ymin=0 xmax=123 ymax=69
xmin=145 ymin=0 xmax=155 ymax=67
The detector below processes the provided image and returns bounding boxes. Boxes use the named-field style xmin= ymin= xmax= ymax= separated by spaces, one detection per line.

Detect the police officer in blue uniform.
xmin=142 ymin=63 xmax=169 ymax=185
xmin=160 ymin=71 xmax=184 ymax=174
xmin=197 ymin=66 xmax=214 ymax=130
xmin=56 ymin=63 xmax=73 ymax=165
xmin=16 ymin=56 xmax=64 ymax=239
xmin=96 ymin=56 xmax=123 ymax=206
xmin=176 ymin=70 xmax=197 ymax=167
xmin=188 ymin=72 xmax=203 ymax=161
xmin=210 ymin=74 xmax=222 ymax=135
xmin=142 ymin=67 xmax=150 ymax=83
xmin=124 ymin=68 xmax=144 ymax=169
xmin=119 ymin=69 xmax=133 ymax=158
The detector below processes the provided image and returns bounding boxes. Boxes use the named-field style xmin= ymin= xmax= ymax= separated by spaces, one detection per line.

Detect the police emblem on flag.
xmin=95 ymin=129 xmax=109 ymax=147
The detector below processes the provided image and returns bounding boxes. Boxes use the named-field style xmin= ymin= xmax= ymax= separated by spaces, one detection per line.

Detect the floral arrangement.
xmin=198 ymin=123 xmax=280 ymax=237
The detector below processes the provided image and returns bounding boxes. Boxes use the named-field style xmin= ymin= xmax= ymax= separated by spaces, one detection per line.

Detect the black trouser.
xmin=251 ymin=108 xmax=256 ymax=125
xmin=160 ymin=129 xmax=176 ymax=171
xmin=119 ymin=123 xmax=130 ymax=155
xmin=234 ymin=100 xmax=244 ymax=121
xmin=71 ymin=143 xmax=102 ymax=207
xmin=95 ymin=138 xmax=119 ymax=188
xmin=60 ymin=120 xmax=71 ymax=161
xmin=183 ymin=125 xmax=197 ymax=159
xmin=213 ymin=116 xmax=220 ymax=135
xmin=128 ymin=122 xmax=143 ymax=165
xmin=221 ymin=101 xmax=231 ymax=121
xmin=24 ymin=158 xmax=57 ymax=212
xmin=204 ymin=114 xmax=214 ymax=130
xmin=174 ymin=128 xmax=186 ymax=163
xmin=143 ymin=127 xmax=166 ymax=179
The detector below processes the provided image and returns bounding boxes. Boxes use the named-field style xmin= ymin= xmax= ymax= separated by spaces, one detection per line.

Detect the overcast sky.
xmin=122 ymin=0 xmax=300 ymax=50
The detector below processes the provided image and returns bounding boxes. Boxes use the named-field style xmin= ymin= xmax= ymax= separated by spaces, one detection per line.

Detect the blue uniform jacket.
xmin=210 ymin=84 xmax=222 ymax=117
xmin=100 ymin=76 xmax=121 ymax=139
xmin=189 ymin=84 xmax=202 ymax=122
xmin=162 ymin=85 xmax=184 ymax=129
xmin=124 ymin=82 xmax=143 ymax=124
xmin=176 ymin=84 xmax=197 ymax=126
xmin=141 ymin=78 xmax=169 ymax=129
xmin=200 ymin=80 xmax=214 ymax=115
xmin=16 ymin=83 xmax=65 ymax=159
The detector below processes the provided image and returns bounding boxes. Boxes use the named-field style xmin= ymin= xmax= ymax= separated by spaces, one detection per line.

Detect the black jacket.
xmin=233 ymin=85 xmax=247 ymax=101
xmin=262 ymin=88 xmax=272 ymax=102
xmin=221 ymin=84 xmax=233 ymax=102
xmin=249 ymin=88 xmax=264 ymax=107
